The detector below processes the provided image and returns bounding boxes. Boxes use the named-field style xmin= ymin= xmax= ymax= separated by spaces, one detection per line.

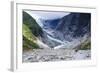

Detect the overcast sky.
xmin=25 ymin=10 xmax=70 ymax=20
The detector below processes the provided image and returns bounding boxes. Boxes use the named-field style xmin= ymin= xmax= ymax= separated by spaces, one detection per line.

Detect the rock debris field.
xmin=22 ymin=48 xmax=91 ymax=63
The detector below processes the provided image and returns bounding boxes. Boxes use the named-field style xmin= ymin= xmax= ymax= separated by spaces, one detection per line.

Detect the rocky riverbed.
xmin=22 ymin=48 xmax=91 ymax=63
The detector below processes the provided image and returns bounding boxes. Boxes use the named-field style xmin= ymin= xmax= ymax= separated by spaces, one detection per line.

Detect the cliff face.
xmin=55 ymin=13 xmax=91 ymax=39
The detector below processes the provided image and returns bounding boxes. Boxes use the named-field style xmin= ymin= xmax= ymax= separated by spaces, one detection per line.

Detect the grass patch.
xmin=23 ymin=24 xmax=39 ymax=51
xmin=73 ymin=38 xmax=91 ymax=50
xmin=23 ymin=36 xmax=39 ymax=51
xmin=80 ymin=41 xmax=91 ymax=50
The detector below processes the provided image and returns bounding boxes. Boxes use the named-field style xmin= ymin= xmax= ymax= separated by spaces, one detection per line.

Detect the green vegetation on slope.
xmin=23 ymin=11 xmax=43 ymax=37
xmin=73 ymin=38 xmax=91 ymax=50
xmin=23 ymin=24 xmax=39 ymax=51
xmin=80 ymin=40 xmax=91 ymax=50
xmin=23 ymin=36 xmax=39 ymax=50
xmin=23 ymin=24 xmax=36 ymax=41
xmin=22 ymin=11 xmax=44 ymax=51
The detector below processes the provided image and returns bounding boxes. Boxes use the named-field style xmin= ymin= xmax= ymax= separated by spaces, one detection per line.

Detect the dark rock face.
xmin=54 ymin=13 xmax=91 ymax=41
xmin=39 ymin=13 xmax=91 ymax=48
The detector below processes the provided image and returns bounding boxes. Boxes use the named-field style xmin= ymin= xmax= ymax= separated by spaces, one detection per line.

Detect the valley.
xmin=22 ymin=11 xmax=91 ymax=62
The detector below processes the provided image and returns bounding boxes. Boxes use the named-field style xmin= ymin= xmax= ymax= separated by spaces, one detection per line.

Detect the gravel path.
xmin=22 ymin=48 xmax=91 ymax=63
